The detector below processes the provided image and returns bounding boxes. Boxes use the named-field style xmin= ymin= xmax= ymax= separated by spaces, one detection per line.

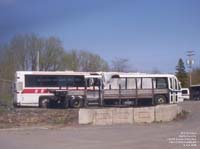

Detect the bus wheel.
xmin=154 ymin=95 xmax=166 ymax=105
xmin=39 ymin=97 xmax=49 ymax=108
xmin=70 ymin=97 xmax=83 ymax=108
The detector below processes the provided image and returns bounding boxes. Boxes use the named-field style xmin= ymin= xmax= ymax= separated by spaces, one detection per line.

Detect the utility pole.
xmin=186 ymin=50 xmax=195 ymax=86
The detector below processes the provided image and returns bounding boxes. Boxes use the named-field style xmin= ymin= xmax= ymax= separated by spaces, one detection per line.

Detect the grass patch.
xmin=0 ymin=94 xmax=13 ymax=106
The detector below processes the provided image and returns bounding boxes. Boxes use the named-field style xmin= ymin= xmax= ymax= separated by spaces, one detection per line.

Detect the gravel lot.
xmin=0 ymin=101 xmax=199 ymax=149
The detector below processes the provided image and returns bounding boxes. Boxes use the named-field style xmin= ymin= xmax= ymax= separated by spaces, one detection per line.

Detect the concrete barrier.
xmin=133 ymin=107 xmax=154 ymax=123
xmin=93 ymin=109 xmax=113 ymax=125
xmin=112 ymin=108 xmax=133 ymax=124
xmin=155 ymin=104 xmax=179 ymax=122
xmin=78 ymin=104 xmax=181 ymax=125
xmin=79 ymin=108 xmax=133 ymax=125
xmin=79 ymin=109 xmax=95 ymax=124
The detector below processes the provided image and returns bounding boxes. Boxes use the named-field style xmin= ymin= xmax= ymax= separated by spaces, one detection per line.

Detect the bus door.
xmin=169 ymin=77 xmax=179 ymax=104
xmin=85 ymin=77 xmax=102 ymax=105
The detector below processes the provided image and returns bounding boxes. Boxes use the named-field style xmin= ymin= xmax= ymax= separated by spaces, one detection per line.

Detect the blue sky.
xmin=0 ymin=0 xmax=200 ymax=73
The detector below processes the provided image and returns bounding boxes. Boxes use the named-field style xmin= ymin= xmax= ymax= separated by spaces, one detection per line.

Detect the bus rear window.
xmin=25 ymin=75 xmax=85 ymax=87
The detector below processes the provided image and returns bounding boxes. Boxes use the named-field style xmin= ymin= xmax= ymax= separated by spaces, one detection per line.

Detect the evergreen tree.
xmin=175 ymin=58 xmax=188 ymax=87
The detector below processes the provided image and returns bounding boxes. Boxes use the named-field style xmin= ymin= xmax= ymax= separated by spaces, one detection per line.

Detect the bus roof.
xmin=117 ymin=73 xmax=176 ymax=78
xmin=16 ymin=71 xmax=176 ymax=78
xmin=16 ymin=71 xmax=90 ymax=76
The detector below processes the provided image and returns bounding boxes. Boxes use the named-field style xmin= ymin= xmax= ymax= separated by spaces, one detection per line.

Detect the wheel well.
xmin=154 ymin=94 xmax=168 ymax=100
xmin=69 ymin=96 xmax=84 ymax=108
xmin=39 ymin=96 xmax=52 ymax=101
xmin=38 ymin=96 xmax=53 ymax=107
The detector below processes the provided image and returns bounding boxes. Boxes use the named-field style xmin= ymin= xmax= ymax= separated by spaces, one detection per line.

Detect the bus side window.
xmin=93 ymin=78 xmax=100 ymax=86
xmin=153 ymin=78 xmax=156 ymax=88
xmin=120 ymin=78 xmax=126 ymax=89
xmin=170 ymin=78 xmax=173 ymax=89
xmin=142 ymin=78 xmax=152 ymax=89
xmin=174 ymin=79 xmax=178 ymax=90
xmin=156 ymin=78 xmax=168 ymax=89
xmin=104 ymin=82 xmax=110 ymax=89
xmin=127 ymin=78 xmax=136 ymax=89
xmin=87 ymin=78 xmax=94 ymax=87
xmin=137 ymin=78 xmax=142 ymax=89
xmin=111 ymin=78 xmax=120 ymax=89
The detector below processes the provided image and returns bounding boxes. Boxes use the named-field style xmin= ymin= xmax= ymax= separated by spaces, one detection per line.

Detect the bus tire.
xmin=39 ymin=97 xmax=49 ymax=108
xmin=154 ymin=95 xmax=166 ymax=105
xmin=70 ymin=97 xmax=83 ymax=108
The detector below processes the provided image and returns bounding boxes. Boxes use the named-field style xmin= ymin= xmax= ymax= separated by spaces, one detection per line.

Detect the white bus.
xmin=101 ymin=73 xmax=183 ymax=105
xmin=13 ymin=71 xmax=182 ymax=108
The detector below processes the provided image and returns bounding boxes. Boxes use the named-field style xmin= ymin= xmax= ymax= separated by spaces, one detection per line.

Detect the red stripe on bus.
xmin=22 ymin=89 xmax=49 ymax=94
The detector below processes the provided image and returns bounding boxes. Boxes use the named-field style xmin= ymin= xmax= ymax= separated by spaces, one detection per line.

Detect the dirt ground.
xmin=0 ymin=101 xmax=199 ymax=149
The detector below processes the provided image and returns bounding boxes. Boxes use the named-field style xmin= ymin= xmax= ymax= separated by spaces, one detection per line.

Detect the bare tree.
xmin=111 ymin=57 xmax=130 ymax=72
xmin=63 ymin=49 xmax=109 ymax=72
xmin=40 ymin=36 xmax=65 ymax=71
xmin=27 ymin=34 xmax=44 ymax=71
xmin=64 ymin=49 xmax=80 ymax=71
xmin=2 ymin=34 xmax=44 ymax=71
xmin=77 ymin=50 xmax=109 ymax=72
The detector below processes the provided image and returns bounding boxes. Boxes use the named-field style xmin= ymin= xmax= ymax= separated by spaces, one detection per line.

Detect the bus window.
xmin=111 ymin=78 xmax=120 ymax=89
xmin=120 ymin=78 xmax=126 ymax=89
xmin=127 ymin=78 xmax=136 ymax=89
xmin=87 ymin=78 xmax=100 ymax=87
xmin=93 ymin=78 xmax=100 ymax=86
xmin=156 ymin=78 xmax=168 ymax=89
xmin=170 ymin=78 xmax=173 ymax=89
xmin=174 ymin=78 xmax=178 ymax=90
xmin=137 ymin=78 xmax=142 ymax=89
xmin=25 ymin=75 xmax=85 ymax=87
xmin=142 ymin=78 xmax=152 ymax=89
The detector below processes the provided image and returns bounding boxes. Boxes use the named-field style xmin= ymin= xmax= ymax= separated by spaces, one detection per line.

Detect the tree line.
xmin=0 ymin=34 xmax=109 ymax=81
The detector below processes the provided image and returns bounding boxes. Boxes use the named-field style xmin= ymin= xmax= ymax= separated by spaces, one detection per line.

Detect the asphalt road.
xmin=0 ymin=101 xmax=199 ymax=149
